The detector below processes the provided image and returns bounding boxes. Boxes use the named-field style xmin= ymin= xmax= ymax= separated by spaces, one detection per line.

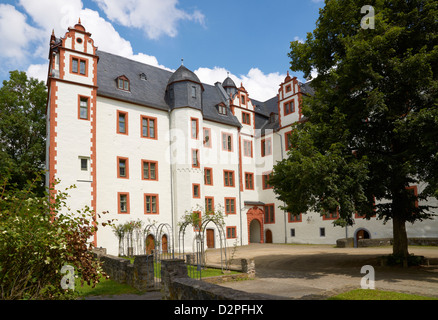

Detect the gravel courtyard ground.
xmin=205 ymin=243 xmax=438 ymax=299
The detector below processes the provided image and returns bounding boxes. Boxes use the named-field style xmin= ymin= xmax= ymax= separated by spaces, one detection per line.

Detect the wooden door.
xmin=266 ymin=229 xmax=273 ymax=243
xmin=206 ymin=229 xmax=215 ymax=248
xmin=162 ymin=234 xmax=168 ymax=253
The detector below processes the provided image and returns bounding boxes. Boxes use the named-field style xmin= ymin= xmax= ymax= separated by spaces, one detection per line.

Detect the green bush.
xmin=0 ymin=177 xmax=113 ymax=299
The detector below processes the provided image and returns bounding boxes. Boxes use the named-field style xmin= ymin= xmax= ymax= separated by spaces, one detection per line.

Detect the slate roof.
xmin=95 ymin=50 xmax=313 ymax=131
xmin=96 ymin=50 xmax=241 ymax=127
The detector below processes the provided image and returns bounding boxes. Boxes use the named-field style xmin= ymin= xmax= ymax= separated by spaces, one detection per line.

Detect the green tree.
xmin=270 ymin=0 xmax=438 ymax=261
xmin=0 ymin=71 xmax=47 ymax=196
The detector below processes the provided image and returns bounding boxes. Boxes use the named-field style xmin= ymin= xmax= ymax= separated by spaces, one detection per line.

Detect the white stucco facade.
xmin=46 ymin=23 xmax=438 ymax=256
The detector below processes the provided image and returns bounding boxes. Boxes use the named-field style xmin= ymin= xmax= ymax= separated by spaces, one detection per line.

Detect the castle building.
xmin=46 ymin=22 xmax=437 ymax=256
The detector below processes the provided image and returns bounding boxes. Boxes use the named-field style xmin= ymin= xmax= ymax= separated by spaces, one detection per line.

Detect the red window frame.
xmin=225 ymin=197 xmax=236 ymax=214
xmin=204 ymin=167 xmax=213 ymax=185
xmin=144 ymin=193 xmax=159 ymax=214
xmin=142 ymin=160 xmax=158 ymax=181
xmin=245 ymin=172 xmax=254 ymax=190
xmin=117 ymin=192 xmax=130 ymax=214
xmin=117 ymin=156 xmax=129 ymax=179
xmin=117 ymin=110 xmax=128 ymax=135
xmin=223 ymin=170 xmax=235 ymax=187
xmin=264 ymin=204 xmax=275 ymax=224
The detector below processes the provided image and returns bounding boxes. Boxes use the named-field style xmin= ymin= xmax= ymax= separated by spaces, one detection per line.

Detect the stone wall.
xmin=336 ymin=237 xmax=438 ymax=248
xmin=161 ymin=259 xmax=276 ymax=300
xmin=93 ymin=248 xmax=155 ymax=291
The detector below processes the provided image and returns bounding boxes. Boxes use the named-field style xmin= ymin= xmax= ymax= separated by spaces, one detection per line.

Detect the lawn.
xmin=328 ymin=289 xmax=438 ymax=300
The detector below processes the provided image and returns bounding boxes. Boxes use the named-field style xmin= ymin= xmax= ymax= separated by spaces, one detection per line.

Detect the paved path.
xmin=206 ymin=244 xmax=438 ymax=299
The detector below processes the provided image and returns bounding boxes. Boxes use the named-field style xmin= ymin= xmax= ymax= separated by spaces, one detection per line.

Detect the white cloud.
xmin=0 ymin=4 xmax=42 ymax=62
xmin=93 ymin=0 xmax=205 ymax=39
xmin=26 ymin=63 xmax=49 ymax=83
xmin=195 ymin=66 xmax=285 ymax=102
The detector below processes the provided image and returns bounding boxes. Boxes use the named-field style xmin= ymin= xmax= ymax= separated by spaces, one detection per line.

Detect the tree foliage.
xmin=270 ymin=0 xmax=438 ymax=258
xmin=0 ymin=71 xmax=47 ymax=196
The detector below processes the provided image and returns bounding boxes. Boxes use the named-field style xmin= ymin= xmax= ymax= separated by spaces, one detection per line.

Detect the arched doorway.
xmin=249 ymin=220 xmax=261 ymax=243
xmin=247 ymin=207 xmax=264 ymax=244
xmin=161 ymin=234 xmax=168 ymax=253
xmin=355 ymin=228 xmax=370 ymax=247
xmin=146 ymin=234 xmax=155 ymax=254
xmin=206 ymin=229 xmax=215 ymax=248
xmin=265 ymin=229 xmax=273 ymax=243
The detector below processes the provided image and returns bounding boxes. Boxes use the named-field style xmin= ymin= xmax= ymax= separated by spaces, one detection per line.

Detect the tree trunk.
xmin=392 ymin=213 xmax=409 ymax=266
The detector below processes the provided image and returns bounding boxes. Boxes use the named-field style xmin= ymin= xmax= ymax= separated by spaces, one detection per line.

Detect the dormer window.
xmin=218 ymin=104 xmax=227 ymax=115
xmin=117 ymin=76 xmax=130 ymax=91
xmin=140 ymin=73 xmax=147 ymax=81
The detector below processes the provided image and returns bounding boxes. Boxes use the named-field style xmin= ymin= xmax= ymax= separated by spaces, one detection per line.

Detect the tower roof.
xmin=167 ymin=65 xmax=203 ymax=89
xmin=222 ymin=76 xmax=236 ymax=88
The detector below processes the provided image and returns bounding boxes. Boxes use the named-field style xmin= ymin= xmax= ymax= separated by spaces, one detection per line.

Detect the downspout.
xmin=274 ymin=130 xmax=287 ymax=244
xmin=168 ymin=109 xmax=176 ymax=257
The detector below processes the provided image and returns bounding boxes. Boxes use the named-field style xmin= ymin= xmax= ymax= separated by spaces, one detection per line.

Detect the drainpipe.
xmin=274 ymin=131 xmax=287 ymax=244
xmin=168 ymin=109 xmax=176 ymax=257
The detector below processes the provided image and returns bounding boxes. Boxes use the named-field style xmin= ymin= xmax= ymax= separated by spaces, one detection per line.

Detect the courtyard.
xmin=205 ymin=243 xmax=438 ymax=299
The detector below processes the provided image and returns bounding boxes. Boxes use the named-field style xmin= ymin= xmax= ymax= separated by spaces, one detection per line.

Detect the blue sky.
xmin=0 ymin=0 xmax=324 ymax=101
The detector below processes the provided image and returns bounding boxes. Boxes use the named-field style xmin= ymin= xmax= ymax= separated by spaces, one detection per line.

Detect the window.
xmin=193 ymin=211 xmax=202 ymax=231
xmin=192 ymin=149 xmax=200 ymax=168
xmin=242 ymin=111 xmax=251 ymax=125
xmin=222 ymin=133 xmax=233 ymax=152
xmin=117 ymin=157 xmax=129 ymax=179
xmin=218 ymin=105 xmax=227 ymax=115
xmin=284 ymin=101 xmax=295 ymax=115
xmin=264 ymin=204 xmax=275 ymax=224
xmin=142 ymin=160 xmax=158 ymax=181
xmin=141 ymin=116 xmax=157 ymax=139
xmin=290 ymin=228 xmax=296 ymax=237
xmin=285 ymin=131 xmax=292 ymax=151
xmin=204 ymin=167 xmax=213 ymax=185
xmin=243 ymin=140 xmax=253 ymax=157
xmin=245 ymin=172 xmax=254 ymax=190
xmin=78 ymin=96 xmax=89 ymax=120
xmin=205 ymin=197 xmax=214 ymax=213
xmin=320 ymin=227 xmax=326 ymax=237
xmin=223 ymin=170 xmax=235 ymax=187
xmin=191 ymin=118 xmax=199 ymax=139
xmin=286 ymin=85 xmax=292 ymax=93
xmin=117 ymin=76 xmax=130 ymax=91
xmin=225 ymin=197 xmax=236 ymax=214
xmin=227 ymin=226 xmax=237 ymax=239
xmin=262 ymin=172 xmax=272 ymax=190
xmin=192 ymin=183 xmax=200 ymax=198
xmin=288 ymin=213 xmax=302 ymax=223
xmin=117 ymin=111 xmax=128 ymax=134
xmin=144 ymin=194 xmax=159 ymax=214
xmin=241 ymin=95 xmax=246 ymax=105
xmin=80 ymin=158 xmax=88 ymax=171
xmin=323 ymin=209 xmax=339 ymax=220
xmin=261 ymin=138 xmax=272 ymax=157
xmin=71 ymin=56 xmax=87 ymax=76
xmin=203 ymin=128 xmax=211 ymax=147
xmin=191 ymin=86 xmax=197 ymax=98
xmin=118 ymin=192 xmax=129 ymax=214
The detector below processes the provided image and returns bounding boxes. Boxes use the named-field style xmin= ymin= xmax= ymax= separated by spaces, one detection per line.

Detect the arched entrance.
xmin=354 ymin=228 xmax=371 ymax=247
xmin=249 ymin=219 xmax=261 ymax=243
xmin=247 ymin=207 xmax=264 ymax=244
xmin=161 ymin=234 xmax=168 ymax=253
xmin=265 ymin=229 xmax=273 ymax=243
xmin=146 ymin=234 xmax=155 ymax=254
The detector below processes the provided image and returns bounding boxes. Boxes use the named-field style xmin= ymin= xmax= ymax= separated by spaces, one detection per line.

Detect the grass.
xmin=328 ymin=289 xmax=438 ymax=300
xmin=74 ymin=275 xmax=142 ymax=298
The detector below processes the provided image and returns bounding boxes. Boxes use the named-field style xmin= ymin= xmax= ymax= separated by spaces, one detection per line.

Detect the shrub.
xmin=0 ymin=177 xmax=113 ymax=299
